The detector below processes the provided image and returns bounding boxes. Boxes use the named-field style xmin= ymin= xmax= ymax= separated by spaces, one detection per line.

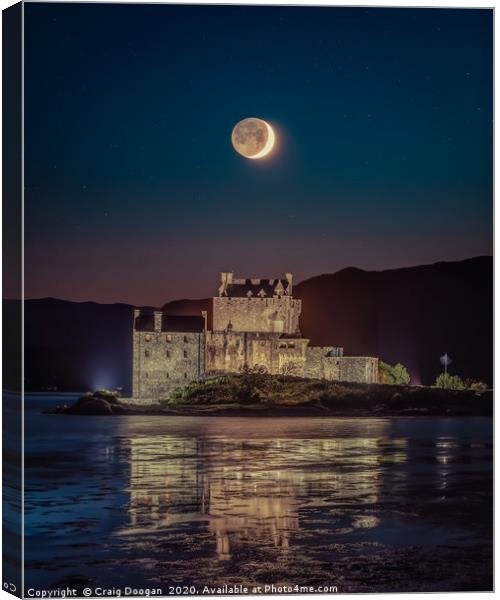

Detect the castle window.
xmin=184 ymin=372 xmax=188 ymax=378
xmin=166 ymin=350 xmax=171 ymax=358
xmin=145 ymin=350 xmax=150 ymax=357
xmin=184 ymin=350 xmax=188 ymax=358
xmin=145 ymin=334 xmax=151 ymax=342
xmin=166 ymin=334 xmax=172 ymax=342
xmin=289 ymin=343 xmax=295 ymax=349
xmin=166 ymin=372 xmax=169 ymax=379
xmin=183 ymin=335 xmax=188 ymax=343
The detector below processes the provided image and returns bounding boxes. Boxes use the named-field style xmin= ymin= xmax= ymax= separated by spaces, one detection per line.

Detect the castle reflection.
xmin=114 ymin=421 xmax=410 ymax=560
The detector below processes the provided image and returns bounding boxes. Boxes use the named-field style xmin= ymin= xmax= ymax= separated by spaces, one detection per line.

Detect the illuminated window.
xmin=166 ymin=334 xmax=172 ymax=342
xmin=145 ymin=334 xmax=151 ymax=342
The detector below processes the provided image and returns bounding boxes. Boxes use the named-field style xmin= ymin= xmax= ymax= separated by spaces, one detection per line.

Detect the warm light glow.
xmin=249 ymin=121 xmax=276 ymax=159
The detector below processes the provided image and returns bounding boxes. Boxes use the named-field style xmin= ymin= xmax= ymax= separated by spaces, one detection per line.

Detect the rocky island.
xmin=45 ymin=373 xmax=492 ymax=417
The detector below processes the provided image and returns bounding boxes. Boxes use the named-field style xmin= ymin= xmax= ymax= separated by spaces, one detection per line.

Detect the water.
xmin=20 ymin=394 xmax=492 ymax=593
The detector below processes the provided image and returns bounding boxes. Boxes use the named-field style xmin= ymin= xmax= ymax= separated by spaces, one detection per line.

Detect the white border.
xmin=0 ymin=1 xmax=495 ymax=599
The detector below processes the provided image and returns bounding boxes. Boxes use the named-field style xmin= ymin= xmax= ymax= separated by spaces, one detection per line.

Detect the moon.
xmin=231 ymin=117 xmax=276 ymax=159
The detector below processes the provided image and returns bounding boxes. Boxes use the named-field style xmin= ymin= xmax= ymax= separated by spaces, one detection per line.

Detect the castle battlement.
xmin=218 ymin=272 xmax=293 ymax=298
xmin=213 ymin=272 xmax=299 ymax=335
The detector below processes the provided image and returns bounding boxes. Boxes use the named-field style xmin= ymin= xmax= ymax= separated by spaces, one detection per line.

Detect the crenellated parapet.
xmin=213 ymin=272 xmax=300 ymax=334
xmin=218 ymin=272 xmax=293 ymax=298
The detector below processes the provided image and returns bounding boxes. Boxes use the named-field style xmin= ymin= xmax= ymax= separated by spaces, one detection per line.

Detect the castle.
xmin=132 ymin=272 xmax=379 ymax=402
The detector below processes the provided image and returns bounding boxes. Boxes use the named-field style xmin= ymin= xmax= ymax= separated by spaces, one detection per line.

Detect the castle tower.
xmin=212 ymin=272 xmax=301 ymax=334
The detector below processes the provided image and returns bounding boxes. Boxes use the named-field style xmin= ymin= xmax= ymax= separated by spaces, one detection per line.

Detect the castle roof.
xmin=223 ymin=278 xmax=290 ymax=298
xmin=135 ymin=313 xmax=205 ymax=333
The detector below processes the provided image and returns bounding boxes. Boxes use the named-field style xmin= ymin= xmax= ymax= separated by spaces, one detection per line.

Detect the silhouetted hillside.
xmin=294 ymin=256 xmax=493 ymax=385
xmin=3 ymin=299 xmax=140 ymax=393
xmin=4 ymin=256 xmax=492 ymax=393
xmin=162 ymin=298 xmax=212 ymax=329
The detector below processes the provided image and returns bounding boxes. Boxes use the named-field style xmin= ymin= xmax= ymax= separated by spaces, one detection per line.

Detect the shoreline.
xmin=42 ymin=374 xmax=493 ymax=418
xmin=44 ymin=398 xmax=493 ymax=418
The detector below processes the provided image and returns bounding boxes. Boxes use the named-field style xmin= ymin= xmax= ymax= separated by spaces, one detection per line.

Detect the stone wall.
xmin=132 ymin=330 xmax=205 ymax=402
xmin=305 ymin=347 xmax=335 ymax=379
xmin=333 ymin=356 xmax=379 ymax=384
xmin=131 ymin=272 xmax=379 ymax=401
xmin=205 ymin=331 xmax=310 ymax=376
xmin=276 ymin=338 xmax=308 ymax=376
xmin=212 ymin=296 xmax=301 ymax=334
xmin=206 ymin=331 xmax=249 ymax=373
xmin=304 ymin=349 xmax=378 ymax=383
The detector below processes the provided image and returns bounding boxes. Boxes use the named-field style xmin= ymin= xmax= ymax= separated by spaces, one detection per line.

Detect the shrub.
xmin=434 ymin=372 xmax=465 ymax=390
xmin=467 ymin=380 xmax=489 ymax=391
xmin=379 ymin=361 xmax=411 ymax=385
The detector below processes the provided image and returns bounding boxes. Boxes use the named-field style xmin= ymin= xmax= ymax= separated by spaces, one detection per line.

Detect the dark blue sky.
xmin=24 ymin=4 xmax=492 ymax=305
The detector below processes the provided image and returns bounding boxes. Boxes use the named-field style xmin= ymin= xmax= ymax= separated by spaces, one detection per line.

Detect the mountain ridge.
xmin=4 ymin=256 xmax=492 ymax=392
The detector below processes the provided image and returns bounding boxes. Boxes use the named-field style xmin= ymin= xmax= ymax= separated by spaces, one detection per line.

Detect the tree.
xmin=379 ymin=361 xmax=411 ymax=385
xmin=434 ymin=372 xmax=465 ymax=390
xmin=280 ymin=361 xmax=300 ymax=377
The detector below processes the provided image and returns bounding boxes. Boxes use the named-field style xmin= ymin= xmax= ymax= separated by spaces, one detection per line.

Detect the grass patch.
xmin=158 ymin=372 xmax=491 ymax=417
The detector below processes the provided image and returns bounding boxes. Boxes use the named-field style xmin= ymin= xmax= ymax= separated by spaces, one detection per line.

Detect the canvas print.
xmin=2 ymin=2 xmax=493 ymax=597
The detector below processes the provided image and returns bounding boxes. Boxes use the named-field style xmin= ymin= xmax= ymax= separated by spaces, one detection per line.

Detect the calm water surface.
xmin=23 ymin=394 xmax=492 ymax=593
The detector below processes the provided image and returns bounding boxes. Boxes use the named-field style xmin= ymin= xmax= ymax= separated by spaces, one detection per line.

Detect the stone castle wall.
xmin=131 ymin=272 xmax=379 ymax=402
xmin=305 ymin=347 xmax=336 ymax=379
xmin=212 ymin=296 xmax=301 ymax=334
xmin=334 ymin=356 xmax=379 ymax=384
xmin=132 ymin=327 xmax=378 ymax=402
xmin=132 ymin=330 xmax=205 ymax=402
xmin=205 ymin=331 xmax=311 ymax=376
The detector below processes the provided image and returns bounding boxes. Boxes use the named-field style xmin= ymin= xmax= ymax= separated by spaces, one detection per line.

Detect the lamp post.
xmin=440 ymin=353 xmax=452 ymax=374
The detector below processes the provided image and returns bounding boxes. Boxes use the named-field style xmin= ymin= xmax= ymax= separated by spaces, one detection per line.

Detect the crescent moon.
xmin=248 ymin=121 xmax=276 ymax=159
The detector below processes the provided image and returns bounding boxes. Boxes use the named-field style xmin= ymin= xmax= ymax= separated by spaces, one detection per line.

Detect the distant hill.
xmin=3 ymin=299 xmax=140 ymax=393
xmin=4 ymin=256 xmax=492 ymax=392
xmin=294 ymin=256 xmax=493 ymax=386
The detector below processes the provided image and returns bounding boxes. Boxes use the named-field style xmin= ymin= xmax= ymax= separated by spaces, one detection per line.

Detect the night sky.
xmin=23 ymin=4 xmax=492 ymax=306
